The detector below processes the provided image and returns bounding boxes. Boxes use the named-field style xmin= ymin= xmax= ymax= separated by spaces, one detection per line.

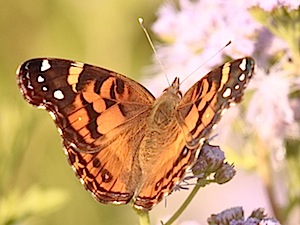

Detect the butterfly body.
xmin=141 ymin=78 xmax=181 ymax=156
xmin=17 ymin=57 xmax=255 ymax=210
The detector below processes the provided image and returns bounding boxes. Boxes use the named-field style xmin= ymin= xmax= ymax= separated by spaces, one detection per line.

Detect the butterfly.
xmin=17 ymin=57 xmax=255 ymax=210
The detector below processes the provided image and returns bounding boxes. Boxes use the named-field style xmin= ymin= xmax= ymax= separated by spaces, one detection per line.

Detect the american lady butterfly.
xmin=17 ymin=57 xmax=255 ymax=210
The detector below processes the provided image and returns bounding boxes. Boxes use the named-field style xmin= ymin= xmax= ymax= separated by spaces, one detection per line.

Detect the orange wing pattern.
xmin=178 ymin=57 xmax=254 ymax=143
xmin=17 ymin=58 xmax=154 ymax=204
xmin=134 ymin=58 xmax=255 ymax=209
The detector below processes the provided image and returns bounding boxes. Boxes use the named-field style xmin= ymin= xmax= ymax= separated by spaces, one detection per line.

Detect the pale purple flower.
xmin=147 ymin=0 xmax=261 ymax=96
xmin=153 ymin=0 xmax=261 ymax=59
xmin=208 ymin=208 xmax=281 ymax=225
xmin=208 ymin=207 xmax=244 ymax=224
xmin=259 ymin=218 xmax=281 ymax=225
xmin=246 ymin=63 xmax=299 ymax=150
xmin=147 ymin=1 xmax=299 ymax=223
xmin=253 ymin=28 xmax=289 ymax=67
xmin=147 ymin=0 xmax=299 ymax=149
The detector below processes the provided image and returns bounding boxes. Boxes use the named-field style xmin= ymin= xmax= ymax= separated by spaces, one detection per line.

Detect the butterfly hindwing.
xmin=135 ymin=141 xmax=193 ymax=209
xmin=64 ymin=116 xmax=148 ymax=205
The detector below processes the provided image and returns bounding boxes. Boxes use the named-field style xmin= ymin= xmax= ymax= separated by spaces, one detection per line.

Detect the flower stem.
xmin=163 ymin=179 xmax=209 ymax=225
xmin=134 ymin=208 xmax=150 ymax=225
xmin=256 ymin=138 xmax=283 ymax=223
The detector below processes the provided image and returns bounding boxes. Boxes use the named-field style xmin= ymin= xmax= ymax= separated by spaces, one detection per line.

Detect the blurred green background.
xmin=0 ymin=0 xmax=162 ymax=224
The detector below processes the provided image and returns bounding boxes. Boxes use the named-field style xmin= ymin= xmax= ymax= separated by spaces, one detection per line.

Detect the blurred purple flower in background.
xmin=147 ymin=0 xmax=300 ymax=224
xmin=147 ymin=0 xmax=262 ymax=96
xmin=246 ymin=64 xmax=299 ymax=153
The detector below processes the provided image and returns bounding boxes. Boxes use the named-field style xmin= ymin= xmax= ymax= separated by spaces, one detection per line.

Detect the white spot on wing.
xmin=112 ymin=201 xmax=122 ymax=205
xmin=234 ymin=84 xmax=240 ymax=90
xmin=53 ymin=89 xmax=64 ymax=100
xmin=134 ymin=205 xmax=144 ymax=210
xmin=49 ymin=111 xmax=56 ymax=120
xmin=229 ymin=102 xmax=236 ymax=107
xmin=239 ymin=58 xmax=247 ymax=71
xmin=221 ymin=108 xmax=227 ymax=116
xmin=37 ymin=75 xmax=45 ymax=83
xmin=70 ymin=143 xmax=77 ymax=149
xmin=41 ymin=59 xmax=51 ymax=72
xmin=71 ymin=165 xmax=77 ymax=172
xmin=195 ymin=145 xmax=202 ymax=159
xmin=212 ymin=124 xmax=218 ymax=130
xmin=63 ymin=147 xmax=68 ymax=155
xmin=25 ymin=72 xmax=30 ymax=79
xmin=105 ymin=173 xmax=112 ymax=181
xmin=222 ymin=87 xmax=232 ymax=98
xmin=42 ymin=86 xmax=48 ymax=91
xmin=37 ymin=105 xmax=46 ymax=109
xmin=27 ymin=83 xmax=33 ymax=89
xmin=79 ymin=178 xmax=85 ymax=185
xmin=199 ymin=138 xmax=205 ymax=145
xmin=239 ymin=73 xmax=245 ymax=82
xmin=57 ymin=128 xmax=63 ymax=135
xmin=71 ymin=61 xmax=84 ymax=68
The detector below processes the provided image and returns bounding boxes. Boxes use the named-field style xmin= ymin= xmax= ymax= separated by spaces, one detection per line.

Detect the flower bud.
xmin=214 ymin=163 xmax=236 ymax=184
xmin=192 ymin=144 xmax=225 ymax=176
xmin=249 ymin=208 xmax=265 ymax=220
xmin=207 ymin=207 xmax=244 ymax=225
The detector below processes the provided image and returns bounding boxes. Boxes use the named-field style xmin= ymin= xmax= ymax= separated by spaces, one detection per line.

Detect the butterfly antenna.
xmin=138 ymin=17 xmax=170 ymax=86
xmin=180 ymin=40 xmax=232 ymax=85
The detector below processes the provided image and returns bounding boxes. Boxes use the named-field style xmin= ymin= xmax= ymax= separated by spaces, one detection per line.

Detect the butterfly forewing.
xmin=17 ymin=58 xmax=155 ymax=152
xmin=178 ymin=57 xmax=255 ymax=142
xmin=17 ymin=57 xmax=255 ymax=211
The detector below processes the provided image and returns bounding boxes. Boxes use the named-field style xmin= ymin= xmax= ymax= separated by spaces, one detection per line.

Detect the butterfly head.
xmin=163 ymin=77 xmax=182 ymax=99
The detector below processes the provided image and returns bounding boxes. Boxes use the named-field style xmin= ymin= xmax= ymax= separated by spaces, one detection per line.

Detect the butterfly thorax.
xmin=150 ymin=83 xmax=181 ymax=126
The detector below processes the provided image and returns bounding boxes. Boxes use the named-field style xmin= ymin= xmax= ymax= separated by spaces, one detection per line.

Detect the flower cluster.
xmin=149 ymin=0 xmax=300 ymax=155
xmin=246 ymin=64 xmax=298 ymax=151
xmin=146 ymin=0 xmax=263 ymax=96
xmin=207 ymin=207 xmax=280 ymax=225
xmin=175 ymin=208 xmax=281 ymax=225
xmin=191 ymin=143 xmax=235 ymax=184
xmin=148 ymin=0 xmax=300 ymax=224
